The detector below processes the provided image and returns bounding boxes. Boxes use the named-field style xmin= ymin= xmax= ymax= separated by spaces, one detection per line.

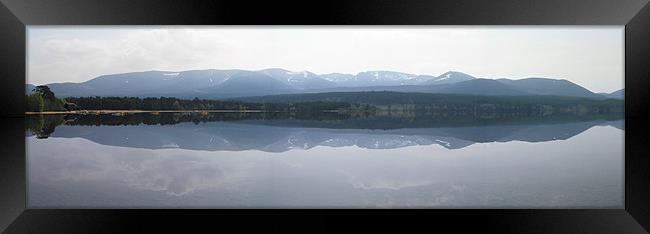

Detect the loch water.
xmin=26 ymin=112 xmax=624 ymax=208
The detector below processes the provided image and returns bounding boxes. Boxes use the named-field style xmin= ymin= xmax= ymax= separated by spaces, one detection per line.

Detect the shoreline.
xmin=24 ymin=110 xmax=281 ymax=115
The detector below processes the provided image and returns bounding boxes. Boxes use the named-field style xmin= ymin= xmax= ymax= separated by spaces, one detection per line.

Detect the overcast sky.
xmin=27 ymin=26 xmax=623 ymax=93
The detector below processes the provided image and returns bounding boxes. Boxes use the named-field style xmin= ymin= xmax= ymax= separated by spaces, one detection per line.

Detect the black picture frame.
xmin=1 ymin=0 xmax=649 ymax=232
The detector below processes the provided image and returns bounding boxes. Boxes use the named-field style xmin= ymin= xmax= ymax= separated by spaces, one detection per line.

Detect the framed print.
xmin=1 ymin=0 xmax=649 ymax=232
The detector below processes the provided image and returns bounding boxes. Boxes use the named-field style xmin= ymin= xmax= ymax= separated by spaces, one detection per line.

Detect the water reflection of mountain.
xmin=26 ymin=113 xmax=623 ymax=152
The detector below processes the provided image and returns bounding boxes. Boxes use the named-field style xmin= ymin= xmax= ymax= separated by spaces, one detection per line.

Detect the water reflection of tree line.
xmin=26 ymin=115 xmax=66 ymax=139
xmin=25 ymin=110 xmax=623 ymax=139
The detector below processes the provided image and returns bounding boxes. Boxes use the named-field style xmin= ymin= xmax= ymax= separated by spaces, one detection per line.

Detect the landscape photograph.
xmin=25 ymin=26 xmax=624 ymax=208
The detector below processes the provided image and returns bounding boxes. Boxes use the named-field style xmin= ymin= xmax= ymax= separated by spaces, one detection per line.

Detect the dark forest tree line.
xmin=26 ymin=85 xmax=356 ymax=112
xmin=26 ymin=85 xmax=622 ymax=117
xmin=62 ymin=96 xmax=354 ymax=113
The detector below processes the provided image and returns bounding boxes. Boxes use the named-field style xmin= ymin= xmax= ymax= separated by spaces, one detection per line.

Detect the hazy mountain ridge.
xmin=421 ymin=71 xmax=476 ymax=85
xmin=258 ymin=68 xmax=337 ymax=90
xmin=28 ymin=68 xmax=619 ymax=99
xmin=605 ymin=89 xmax=624 ymax=99
xmin=497 ymin=78 xmax=603 ymax=99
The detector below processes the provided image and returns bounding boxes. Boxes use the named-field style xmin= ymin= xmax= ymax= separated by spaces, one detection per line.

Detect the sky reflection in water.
xmin=26 ymin=115 xmax=624 ymax=208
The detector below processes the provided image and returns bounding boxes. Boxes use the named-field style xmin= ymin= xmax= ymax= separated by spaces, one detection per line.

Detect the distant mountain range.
xmin=26 ymin=68 xmax=624 ymax=100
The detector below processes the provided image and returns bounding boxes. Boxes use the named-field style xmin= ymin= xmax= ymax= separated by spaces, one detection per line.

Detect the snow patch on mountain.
xmin=287 ymin=71 xmax=309 ymax=77
xmin=437 ymin=73 xmax=451 ymax=81
xmin=435 ymin=139 xmax=451 ymax=147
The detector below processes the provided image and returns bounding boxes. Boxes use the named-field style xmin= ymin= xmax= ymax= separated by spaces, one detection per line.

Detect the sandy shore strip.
xmin=24 ymin=110 xmax=271 ymax=115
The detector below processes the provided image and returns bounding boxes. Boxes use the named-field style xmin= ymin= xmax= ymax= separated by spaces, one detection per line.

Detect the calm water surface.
xmin=26 ymin=113 xmax=624 ymax=208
